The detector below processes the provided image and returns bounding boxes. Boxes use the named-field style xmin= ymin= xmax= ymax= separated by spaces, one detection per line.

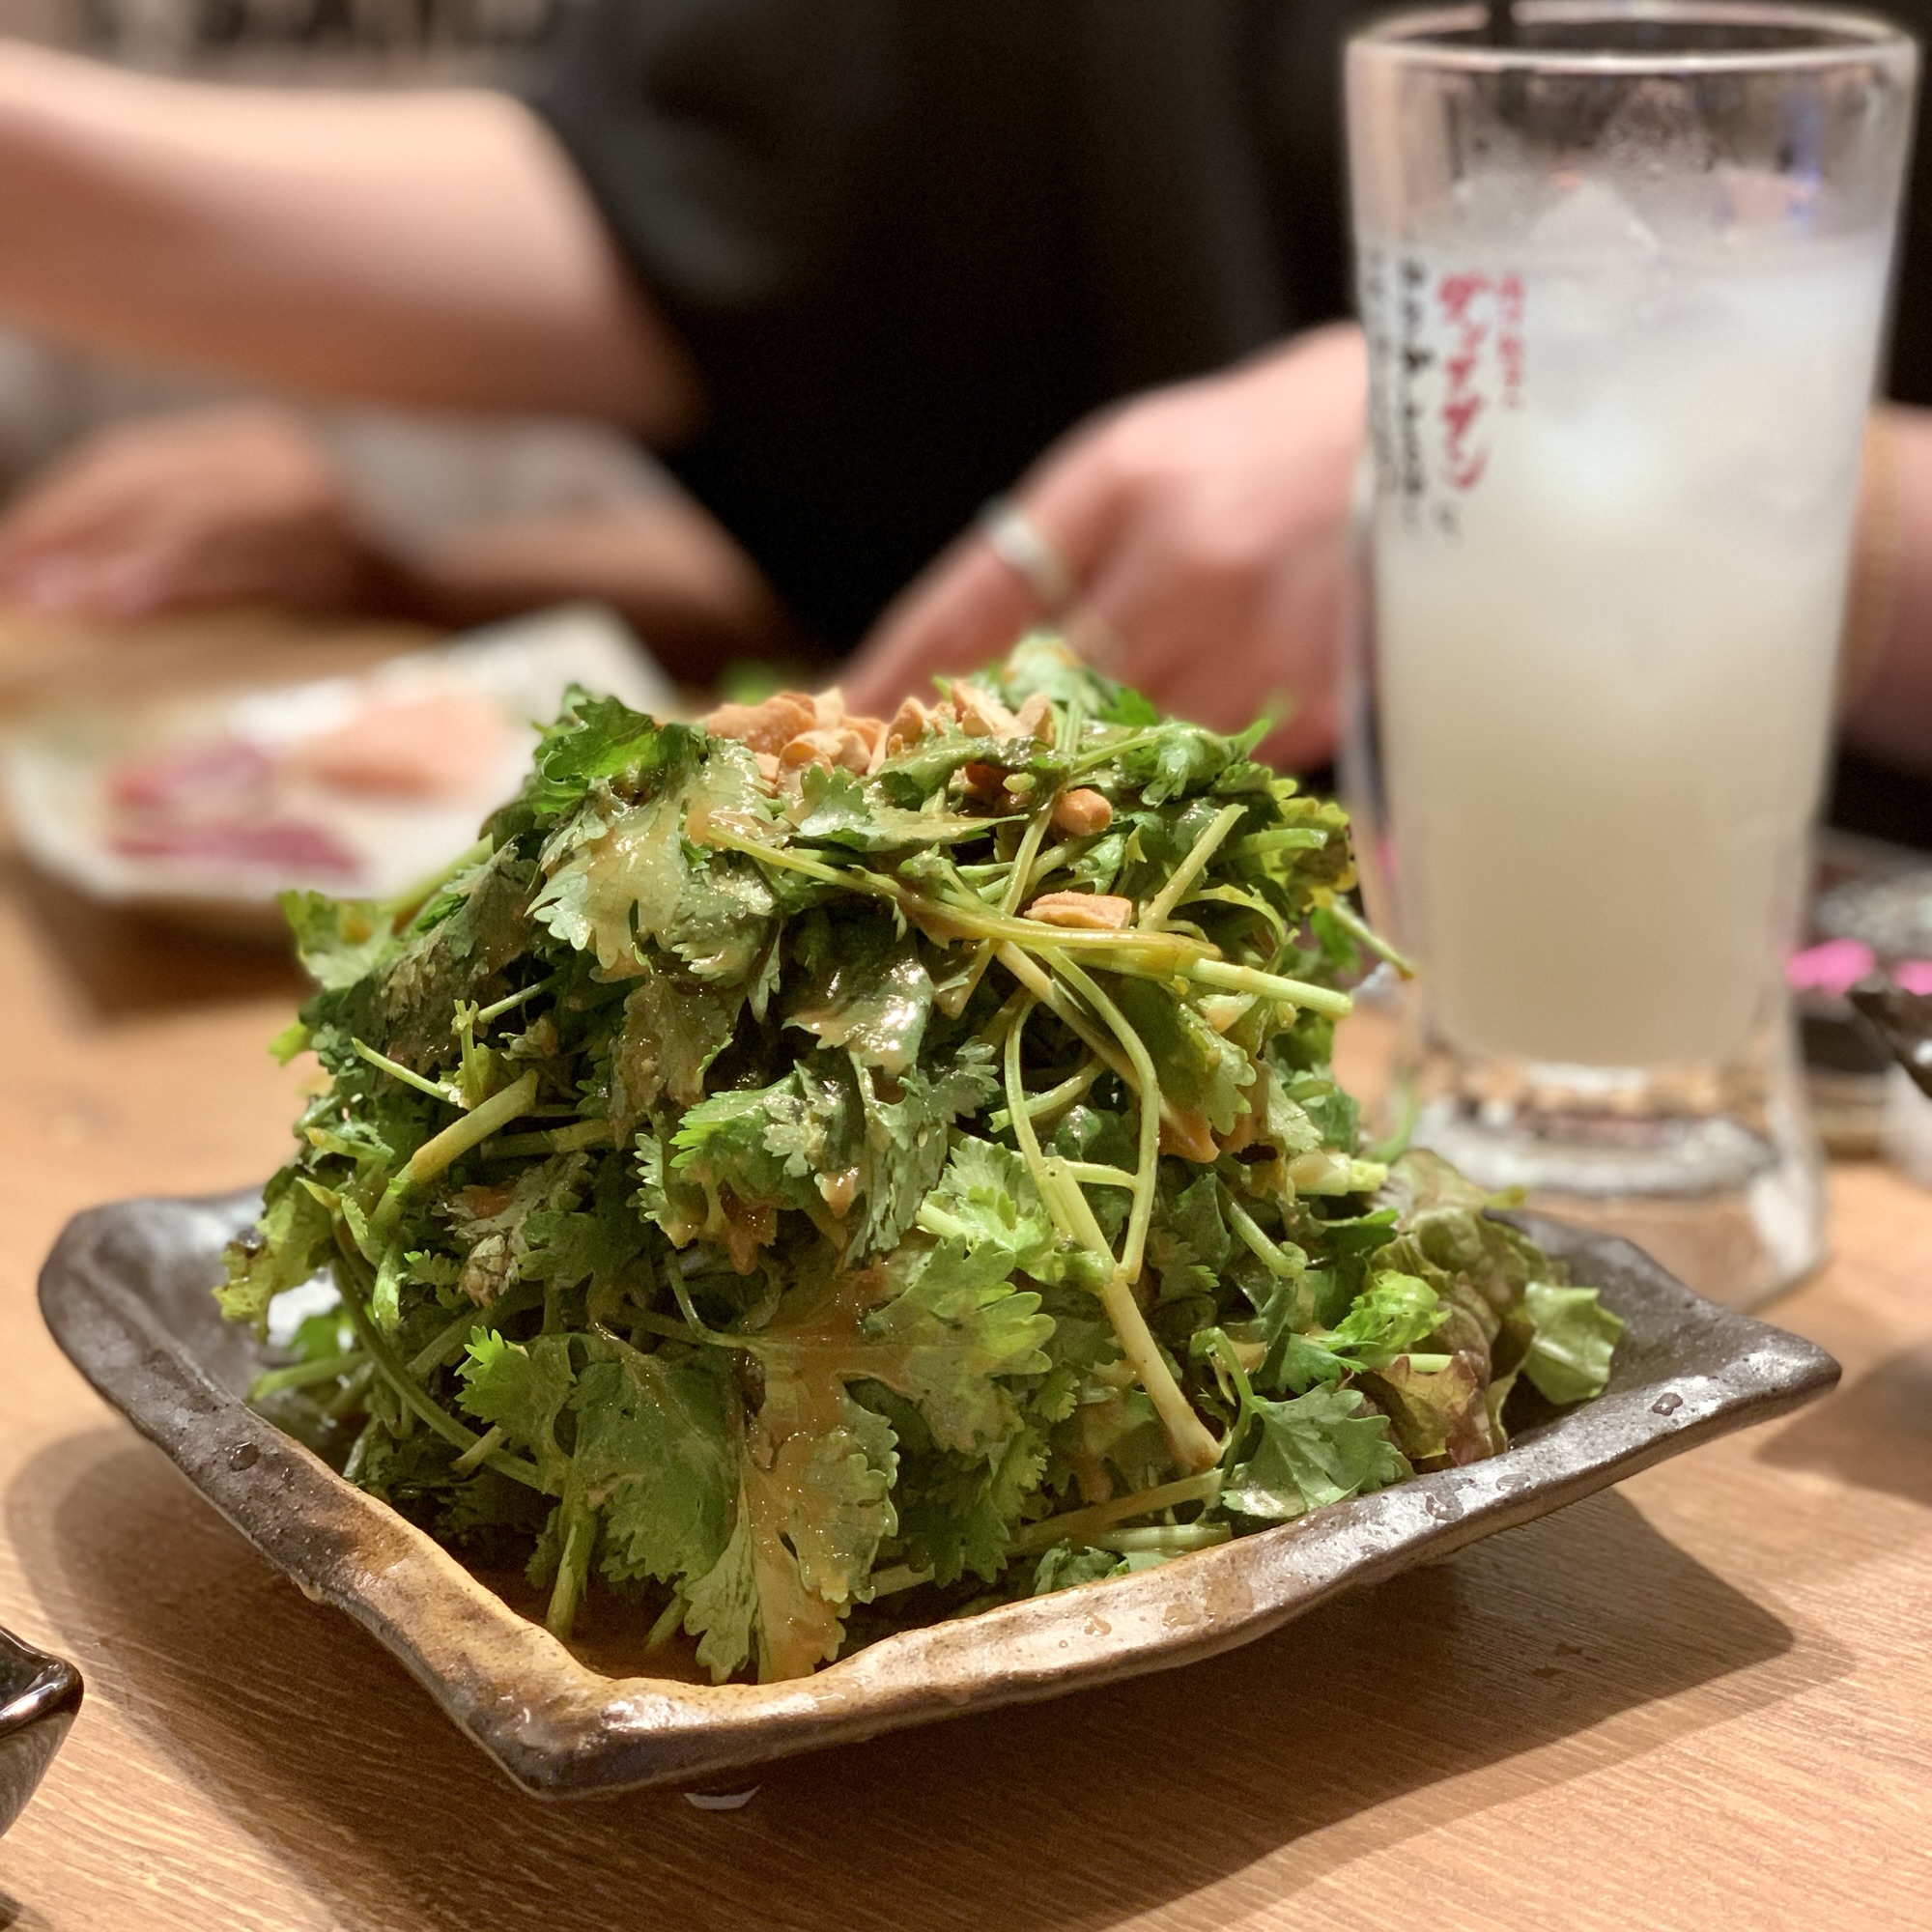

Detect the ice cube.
xmin=1528 ymin=176 xmax=1662 ymax=256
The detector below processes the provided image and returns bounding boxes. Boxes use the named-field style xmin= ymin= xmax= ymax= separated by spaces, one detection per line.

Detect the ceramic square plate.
xmin=39 ymin=1191 xmax=1836 ymax=1797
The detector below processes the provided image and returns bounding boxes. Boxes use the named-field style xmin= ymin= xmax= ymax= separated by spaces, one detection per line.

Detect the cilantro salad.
xmin=221 ymin=637 xmax=1622 ymax=1684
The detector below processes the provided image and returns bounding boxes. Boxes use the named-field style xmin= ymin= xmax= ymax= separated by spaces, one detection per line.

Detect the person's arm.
xmin=0 ymin=43 xmax=698 ymax=434
xmin=838 ymin=326 xmax=1365 ymax=770
xmin=1842 ymin=406 xmax=1932 ymax=775
xmin=0 ymin=406 xmax=800 ymax=678
xmin=393 ymin=504 xmax=806 ymax=676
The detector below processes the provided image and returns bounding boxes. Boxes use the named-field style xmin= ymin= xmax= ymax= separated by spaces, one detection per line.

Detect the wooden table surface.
xmin=0 ymin=617 xmax=1928 ymax=1930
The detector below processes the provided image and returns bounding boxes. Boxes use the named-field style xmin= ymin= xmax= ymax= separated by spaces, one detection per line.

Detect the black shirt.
xmin=529 ymin=0 xmax=1373 ymax=648
xmin=531 ymin=0 xmax=1932 ymax=653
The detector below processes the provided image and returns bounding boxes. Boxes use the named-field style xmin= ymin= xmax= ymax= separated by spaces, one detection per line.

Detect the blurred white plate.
xmin=0 ymin=602 xmax=677 ymax=936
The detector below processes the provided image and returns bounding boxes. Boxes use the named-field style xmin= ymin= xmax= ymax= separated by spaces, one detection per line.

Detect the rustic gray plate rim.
xmin=0 ymin=1624 xmax=81 ymax=1837
xmin=38 ymin=1189 xmax=1838 ymax=1798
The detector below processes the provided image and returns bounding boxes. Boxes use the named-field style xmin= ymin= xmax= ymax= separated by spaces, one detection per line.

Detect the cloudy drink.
xmin=1345 ymin=5 xmax=1916 ymax=1303
xmin=1370 ymin=219 xmax=1889 ymax=1070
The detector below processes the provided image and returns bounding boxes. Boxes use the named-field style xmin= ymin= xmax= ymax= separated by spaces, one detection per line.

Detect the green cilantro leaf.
xmin=1222 ymin=1384 xmax=1410 ymax=1521
xmin=281 ymin=891 xmax=398 ymax=992
xmin=915 ymin=1137 xmax=1059 ymax=1274
xmin=217 ymin=1173 xmax=334 ymax=1329
xmin=787 ymin=917 xmax=935 ymax=1075
xmin=456 ymin=1331 xmax=575 ymax=1489
xmin=855 ymin=1239 xmax=1055 ymax=1454
xmin=1321 ymin=1270 xmax=1446 ymax=1371
xmin=572 ymin=1350 xmax=737 ymax=1586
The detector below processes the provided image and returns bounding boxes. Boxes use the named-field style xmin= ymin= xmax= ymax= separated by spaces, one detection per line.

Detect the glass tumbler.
xmin=1343 ymin=3 xmax=1917 ymax=1304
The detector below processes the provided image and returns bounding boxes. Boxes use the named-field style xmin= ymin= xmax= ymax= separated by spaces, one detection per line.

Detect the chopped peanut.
xmin=781 ymin=726 xmax=872 ymax=775
xmin=811 ymin=687 xmax=847 ymax=729
xmin=831 ymin=729 xmax=872 ymax=774
xmin=1015 ymin=690 xmax=1056 ymax=745
xmin=702 ymin=691 xmax=817 ymax=755
xmin=952 ymin=682 xmax=1019 ymax=740
xmin=1051 ymin=786 xmax=1113 ymax=837
xmin=959 ymin=760 xmax=1006 ymax=802
xmin=848 ymin=714 xmax=887 ymax=768
xmin=1025 ymin=891 xmax=1134 ymax=930
xmin=885 ymin=695 xmax=934 ymax=755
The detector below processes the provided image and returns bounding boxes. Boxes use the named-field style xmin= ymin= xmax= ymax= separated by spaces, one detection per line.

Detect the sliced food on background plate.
xmin=0 ymin=602 xmax=678 ymax=935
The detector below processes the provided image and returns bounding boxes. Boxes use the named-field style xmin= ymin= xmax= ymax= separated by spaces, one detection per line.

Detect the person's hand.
xmin=0 ymin=404 xmax=396 ymax=618
xmin=841 ymin=324 xmax=1365 ymax=768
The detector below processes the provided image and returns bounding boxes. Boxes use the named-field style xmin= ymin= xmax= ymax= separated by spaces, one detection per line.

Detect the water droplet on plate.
xmin=684 ymin=1787 xmax=759 ymax=1812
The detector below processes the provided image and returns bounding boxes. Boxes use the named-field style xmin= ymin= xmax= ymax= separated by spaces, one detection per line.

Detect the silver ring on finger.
xmin=977 ymin=495 xmax=1078 ymax=613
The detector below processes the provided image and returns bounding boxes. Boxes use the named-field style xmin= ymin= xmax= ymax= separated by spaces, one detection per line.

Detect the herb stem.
xmin=645 ymin=1592 xmax=689 ymax=1649
xmin=1233 ymin=827 xmax=1327 ymax=856
xmin=1200 ymin=1326 xmax=1260 ymax=1427
xmin=1001 ymin=800 xmax=1057 ymax=917
xmin=546 ymin=1486 xmax=596 ymax=1640
xmin=324 ymin=1360 xmax=376 ymax=1421
xmin=1141 ymin=804 xmax=1247 ymax=929
xmin=1022 ymin=1120 xmax=1217 ymax=1475
xmin=1321 ymin=895 xmax=1417 ymax=978
xmin=450 ymin=1424 xmax=504 ymax=1476
xmin=1010 ymin=1470 xmax=1224 ymax=1554
xmin=707 ymin=822 xmax=1213 ymax=970
xmin=1093 ymin=1268 xmax=1221 ymax=1476
xmin=1225 ymin=1198 xmax=1307 ymax=1280
xmin=484 ymin=1119 xmax=615 ymax=1158
xmin=371 ymin=1071 xmax=541 ymax=1237
xmin=935 ymin=794 xmax=1062 ymax=1018
xmin=341 ymin=1416 xmax=382 ymax=1485
xmin=1059 ymin=1161 xmax=1138 ymax=1190
xmin=1003 ymin=1006 xmax=1079 ymax=1246
xmin=1066 ymin=724 xmax=1167 ymax=777
xmin=1183 ymin=957 xmax=1353 ymax=1017
xmin=1044 ymin=952 xmax=1160 ymax=1284
xmin=248 ymin=1350 xmax=366 ymax=1401
xmin=1024 ymin=834 xmax=1093 ymax=897
xmin=1092 ymin=1522 xmax=1231 ymax=1554
xmin=380 ymin=834 xmax=492 ymax=925
xmin=351 ymin=1039 xmax=460 ymax=1106
xmin=993 ymin=944 xmax=1134 ymax=1091
xmin=868 ymin=1564 xmax=936 ymax=1598
xmin=475 ymin=980 xmax=552 ymax=1025
xmin=336 ymin=1276 xmax=545 ymax=1491
xmin=1366 ymin=1069 xmax=1420 ymax=1165
xmin=985 ymin=1057 xmax=1102 ymax=1133
xmin=407 ymin=1291 xmax=535 ymax=1378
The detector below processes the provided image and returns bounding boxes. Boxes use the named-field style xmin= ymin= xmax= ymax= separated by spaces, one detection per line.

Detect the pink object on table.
xmin=109 ymin=817 xmax=359 ymax=874
xmin=1892 ymin=959 xmax=1932 ymax=996
xmin=106 ymin=737 xmax=272 ymax=810
xmin=1787 ymin=937 xmax=1876 ymax=996
xmin=284 ymin=690 xmax=510 ymax=799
